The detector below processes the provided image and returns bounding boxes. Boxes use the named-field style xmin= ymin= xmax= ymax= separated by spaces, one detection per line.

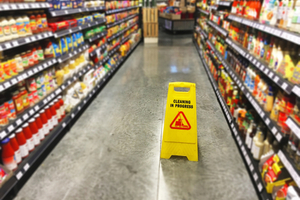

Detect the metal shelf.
xmin=106 ymin=14 xmax=138 ymax=28
xmin=107 ymin=22 xmax=138 ymax=42
xmin=88 ymin=31 xmax=107 ymax=43
xmin=207 ymin=20 xmax=228 ymax=37
xmin=0 ymin=31 xmax=53 ymax=52
xmin=228 ymin=14 xmax=300 ymax=46
xmin=50 ymin=6 xmax=105 ymax=17
xmin=105 ymin=6 xmax=139 ymax=14
xmin=194 ymin=39 xmax=272 ymax=200
xmin=0 ymin=3 xmax=50 ymax=11
xmin=54 ymin=18 xmax=106 ymax=38
xmin=57 ymin=44 xmax=90 ymax=63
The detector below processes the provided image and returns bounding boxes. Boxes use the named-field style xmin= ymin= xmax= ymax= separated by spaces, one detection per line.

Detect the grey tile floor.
xmin=15 ymin=30 xmax=258 ymax=200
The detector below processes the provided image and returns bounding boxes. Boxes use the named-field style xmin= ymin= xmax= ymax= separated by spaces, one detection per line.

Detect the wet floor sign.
xmin=160 ymin=82 xmax=198 ymax=161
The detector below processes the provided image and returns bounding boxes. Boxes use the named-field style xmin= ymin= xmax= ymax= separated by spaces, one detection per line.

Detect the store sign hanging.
xmin=160 ymin=82 xmax=198 ymax=161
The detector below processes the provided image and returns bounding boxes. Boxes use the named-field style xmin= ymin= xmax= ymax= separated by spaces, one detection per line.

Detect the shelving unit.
xmin=194 ymin=39 xmax=272 ymax=200
xmin=106 ymin=14 xmax=139 ymax=28
xmin=194 ymin=2 xmax=300 ymax=198
xmin=0 ymin=4 xmax=142 ymax=199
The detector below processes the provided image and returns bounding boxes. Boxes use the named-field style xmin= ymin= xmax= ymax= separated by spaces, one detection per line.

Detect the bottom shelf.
xmin=0 ymin=39 xmax=142 ymax=200
xmin=193 ymin=39 xmax=272 ymax=200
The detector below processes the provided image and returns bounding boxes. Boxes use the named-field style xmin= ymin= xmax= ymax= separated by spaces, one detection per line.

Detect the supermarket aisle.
xmin=15 ymin=32 xmax=258 ymax=200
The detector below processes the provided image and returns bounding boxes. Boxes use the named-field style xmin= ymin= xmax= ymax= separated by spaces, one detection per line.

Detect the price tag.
xmin=43 ymin=99 xmax=48 ymax=105
xmin=16 ymin=119 xmax=22 ymax=126
xmin=4 ymin=81 xmax=11 ymax=89
xmin=23 ymin=113 xmax=29 ymax=120
xmin=274 ymin=76 xmax=279 ymax=83
xmin=253 ymin=173 xmax=258 ymax=181
xmin=25 ymin=37 xmax=31 ymax=43
xmin=8 ymin=125 xmax=14 ymax=132
xmin=18 ymin=4 xmax=24 ymax=9
xmin=270 ymin=127 xmax=277 ymax=135
xmin=28 ymin=70 xmax=33 ymax=76
xmin=24 ymin=163 xmax=30 ymax=171
xmin=282 ymin=82 xmax=288 ymax=90
xmin=78 ymin=106 xmax=81 ymax=111
xmin=34 ymin=105 xmax=40 ymax=112
xmin=43 ymin=63 xmax=48 ymax=68
xmin=292 ymin=85 xmax=300 ymax=97
xmin=276 ymin=133 xmax=282 ymax=142
xmin=11 ymin=41 xmax=19 ymax=47
xmin=17 ymin=75 xmax=24 ymax=82
xmin=33 ymin=68 xmax=38 ymax=73
xmin=4 ymin=43 xmax=12 ymax=49
xmin=29 ymin=109 xmax=34 ymax=115
xmin=11 ymin=4 xmax=17 ymax=9
xmin=38 ymin=66 xmax=43 ymax=71
xmin=257 ymin=183 xmax=263 ymax=192
xmin=264 ymin=68 xmax=269 ymax=74
xmin=16 ymin=171 xmax=23 ymax=180
xmin=245 ymin=155 xmax=251 ymax=165
xmin=249 ymin=164 xmax=254 ymax=172
xmin=30 ymin=36 xmax=36 ymax=41
xmin=11 ymin=78 xmax=17 ymax=85
xmin=71 ymin=113 xmax=75 ymax=118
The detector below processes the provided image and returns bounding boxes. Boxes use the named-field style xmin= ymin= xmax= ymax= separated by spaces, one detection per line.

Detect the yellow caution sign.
xmin=161 ymin=82 xmax=198 ymax=161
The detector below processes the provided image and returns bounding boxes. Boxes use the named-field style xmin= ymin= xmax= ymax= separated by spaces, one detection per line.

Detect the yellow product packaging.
xmin=59 ymin=37 xmax=68 ymax=55
xmin=72 ymin=33 xmax=78 ymax=48
xmin=290 ymin=61 xmax=300 ymax=84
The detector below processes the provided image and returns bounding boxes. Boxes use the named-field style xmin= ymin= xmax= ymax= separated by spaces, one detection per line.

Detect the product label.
xmin=15 ymin=97 xmax=23 ymax=112
xmin=41 ymin=18 xmax=48 ymax=28
xmin=14 ymin=149 xmax=22 ymax=163
xmin=24 ymin=21 xmax=30 ymax=34
xmin=37 ymin=49 xmax=44 ymax=61
xmin=32 ymin=133 xmax=40 ymax=146
xmin=30 ymin=19 xmax=37 ymax=31
xmin=22 ymin=56 xmax=29 ymax=68
xmin=16 ymin=21 xmax=25 ymax=36
xmin=11 ymin=24 xmax=17 ymax=35
xmin=43 ymin=123 xmax=49 ymax=135
xmin=2 ymin=156 xmax=17 ymax=170
xmin=247 ymin=137 xmax=252 ymax=149
xmin=19 ymin=144 xmax=29 ymax=158
xmin=27 ymin=138 xmax=35 ymax=151
xmin=252 ymin=144 xmax=261 ymax=159
xmin=37 ymin=18 xmax=43 ymax=29
xmin=38 ymin=128 xmax=45 ymax=141
xmin=3 ymin=25 xmax=11 ymax=36
xmin=52 ymin=115 xmax=58 ymax=127
xmin=0 ymin=26 xmax=3 ymax=37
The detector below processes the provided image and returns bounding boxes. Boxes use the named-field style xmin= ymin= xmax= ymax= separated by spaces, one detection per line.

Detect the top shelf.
xmin=0 ymin=3 xmax=50 ymax=11
xmin=106 ymin=6 xmax=140 ymax=14
xmin=228 ymin=14 xmax=300 ymax=46
xmin=50 ymin=6 xmax=106 ymax=17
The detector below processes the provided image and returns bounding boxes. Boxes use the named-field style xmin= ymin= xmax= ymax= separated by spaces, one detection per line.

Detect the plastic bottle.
xmin=9 ymin=134 xmax=22 ymax=164
xmin=269 ymin=43 xmax=278 ymax=68
xmin=58 ymin=96 xmax=65 ymax=120
xmin=15 ymin=16 xmax=25 ymax=37
xmin=34 ymin=114 xmax=45 ymax=141
xmin=274 ymin=44 xmax=284 ymax=71
xmin=49 ymin=102 xmax=58 ymax=128
xmin=1 ymin=138 xmax=17 ymax=171
xmin=45 ymin=106 xmax=53 ymax=132
xmin=28 ymin=118 xmax=40 ymax=146
xmin=29 ymin=14 xmax=38 ymax=34
xmin=291 ymin=0 xmax=300 ymax=32
xmin=54 ymin=99 xmax=61 ymax=122
xmin=22 ymin=123 xmax=35 ymax=152
xmin=22 ymin=15 xmax=32 ymax=36
xmin=41 ymin=13 xmax=48 ymax=32
xmin=40 ymin=109 xmax=50 ymax=136
xmin=15 ymin=128 xmax=29 ymax=158
xmin=7 ymin=17 xmax=18 ymax=39
xmin=2 ymin=17 xmax=12 ymax=41
xmin=252 ymin=127 xmax=265 ymax=160
xmin=36 ymin=14 xmax=43 ymax=33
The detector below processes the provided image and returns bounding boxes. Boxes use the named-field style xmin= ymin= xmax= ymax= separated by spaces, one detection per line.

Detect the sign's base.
xmin=161 ymin=141 xmax=198 ymax=161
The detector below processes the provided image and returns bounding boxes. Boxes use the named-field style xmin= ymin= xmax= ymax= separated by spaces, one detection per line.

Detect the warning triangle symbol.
xmin=170 ymin=111 xmax=191 ymax=130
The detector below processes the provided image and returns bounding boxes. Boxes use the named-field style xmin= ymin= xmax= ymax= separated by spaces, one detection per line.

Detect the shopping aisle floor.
xmin=15 ymin=31 xmax=258 ymax=200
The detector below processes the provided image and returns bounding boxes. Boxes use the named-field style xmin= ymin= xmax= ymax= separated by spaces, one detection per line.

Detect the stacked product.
xmin=105 ymin=0 xmax=139 ymax=10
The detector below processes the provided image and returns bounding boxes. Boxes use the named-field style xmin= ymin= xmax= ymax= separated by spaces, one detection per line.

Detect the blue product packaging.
xmin=59 ymin=37 xmax=68 ymax=55
xmin=51 ymin=39 xmax=62 ymax=57
xmin=66 ymin=35 xmax=73 ymax=52
xmin=72 ymin=33 xmax=78 ymax=48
